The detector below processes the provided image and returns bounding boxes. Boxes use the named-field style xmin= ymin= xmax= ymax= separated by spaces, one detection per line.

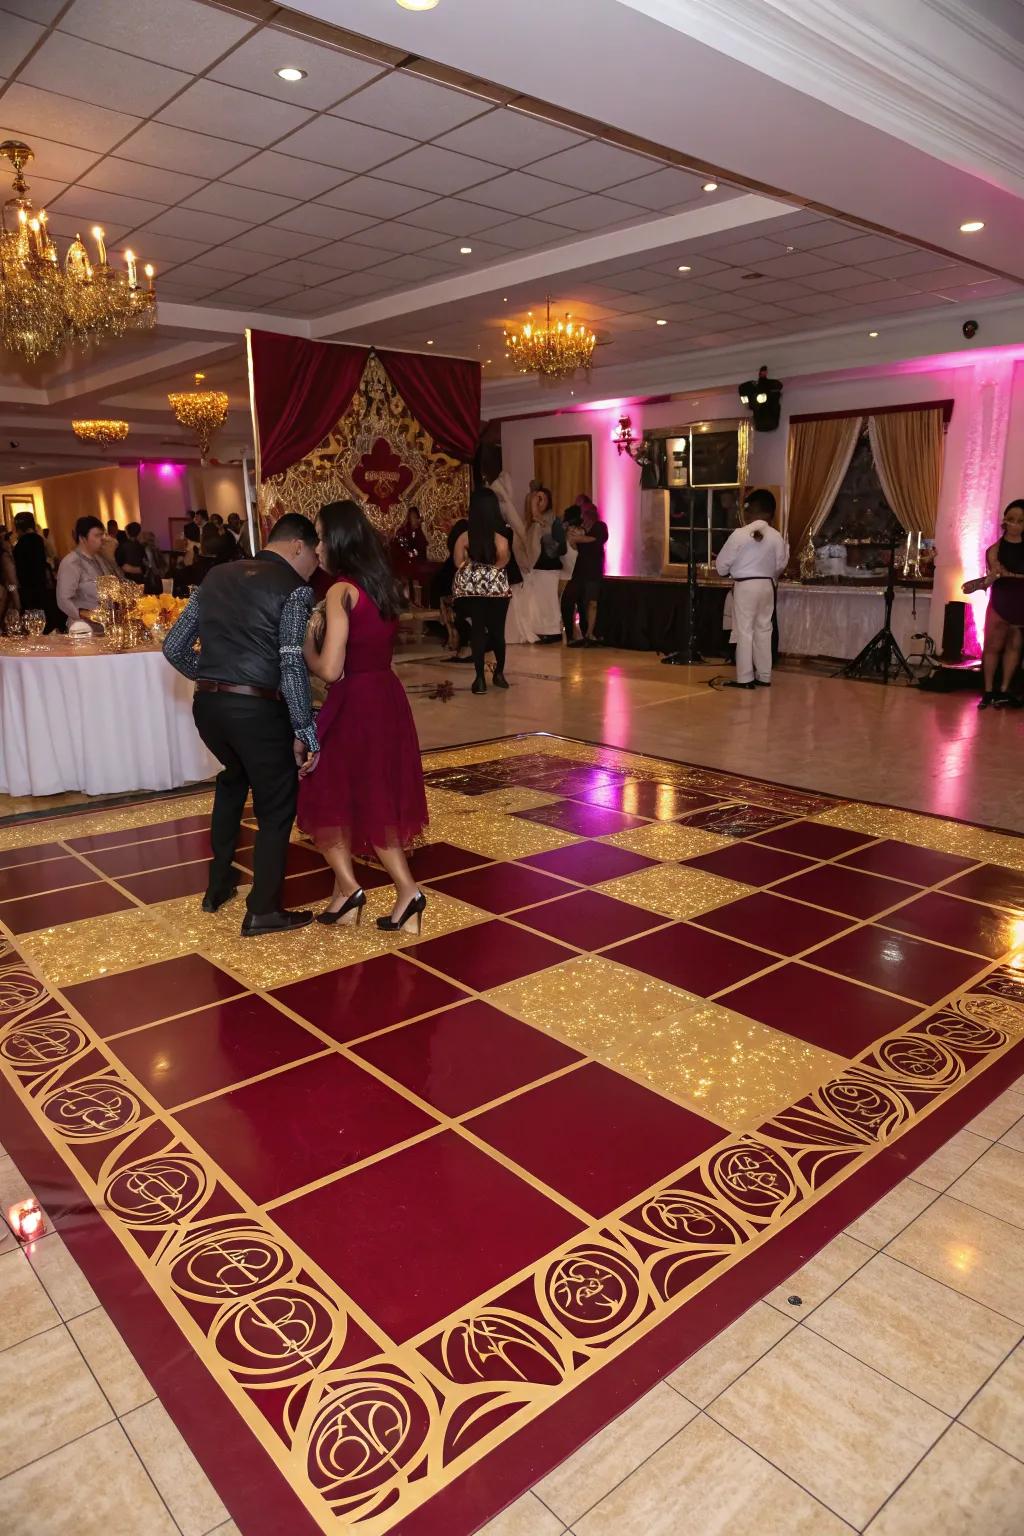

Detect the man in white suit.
xmin=716 ymin=489 xmax=788 ymax=689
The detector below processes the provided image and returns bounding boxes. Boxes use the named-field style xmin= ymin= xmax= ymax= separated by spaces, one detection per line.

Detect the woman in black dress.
xmin=979 ymin=499 xmax=1024 ymax=709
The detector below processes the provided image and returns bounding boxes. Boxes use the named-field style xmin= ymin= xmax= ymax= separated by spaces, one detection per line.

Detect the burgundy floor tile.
xmin=406 ymin=842 xmax=491 ymax=880
xmin=884 ymin=890 xmax=1022 ymax=959
xmin=469 ymin=1062 xmax=727 ymax=1216
xmin=67 ymin=812 xmax=212 ymax=854
xmin=610 ymin=923 xmax=772 ymax=996
xmin=685 ymin=842 xmax=815 ymax=886
xmin=0 ymin=881 xmax=133 ymax=934
xmin=573 ymin=781 xmax=721 ymax=818
xmin=282 ymin=866 xmax=336 ymax=907
xmin=110 ymin=994 xmax=323 ymax=1108
xmin=426 ymin=863 xmax=572 ymax=914
xmin=515 ymin=889 xmax=668 ymax=950
xmin=235 ymin=841 xmax=327 ymax=877
xmin=680 ymin=804 xmax=794 ymax=838
xmin=520 ymin=840 xmax=657 ymax=886
xmin=809 ymin=925 xmax=988 ymax=1004
xmin=719 ymin=963 xmax=917 ymax=1054
xmin=838 ymin=839 xmax=978 ymax=887
xmin=64 ymin=954 xmax=246 ymax=1038
xmin=177 ymin=1053 xmax=436 ymax=1205
xmin=407 ymin=920 xmax=574 ymax=992
xmin=772 ymin=863 xmax=918 ymax=920
xmin=0 ymin=842 xmax=72 ymax=871
xmin=274 ymin=953 xmax=465 ymax=1043
xmin=120 ymin=860 xmax=245 ymax=906
xmin=691 ymin=891 xmax=853 ymax=955
xmin=752 ymin=820 xmax=875 ymax=859
xmin=515 ymin=768 xmax=623 ymax=797
xmin=0 ymin=854 xmax=95 ymax=901
xmin=85 ymin=825 xmax=253 ymax=877
xmin=353 ymin=1000 xmax=582 ymax=1116
xmin=943 ymin=863 xmax=1024 ymax=913
xmin=274 ymin=1131 xmax=581 ymax=1342
xmin=513 ymin=801 xmax=647 ymax=837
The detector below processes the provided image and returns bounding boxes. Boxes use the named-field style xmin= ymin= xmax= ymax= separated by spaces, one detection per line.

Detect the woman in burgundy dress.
xmin=299 ymin=500 xmax=429 ymax=931
xmin=978 ymin=498 xmax=1024 ymax=709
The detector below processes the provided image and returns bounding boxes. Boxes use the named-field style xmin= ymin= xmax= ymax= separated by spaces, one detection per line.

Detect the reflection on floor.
xmin=1 ymin=729 xmax=1024 ymax=1536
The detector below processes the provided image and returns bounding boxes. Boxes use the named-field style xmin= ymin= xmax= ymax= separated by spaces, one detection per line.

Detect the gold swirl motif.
xmin=303 ymin=1369 xmax=429 ymax=1502
xmin=874 ymin=1035 xmax=961 ymax=1086
xmin=634 ymin=1190 xmax=749 ymax=1249
xmin=707 ymin=1142 xmax=797 ymax=1219
xmin=106 ymin=1155 xmax=207 ymax=1224
xmin=0 ymin=1020 xmax=86 ymax=1067
xmin=440 ymin=1311 xmax=565 ymax=1386
xmin=820 ymin=1077 xmax=910 ymax=1138
xmin=43 ymin=1077 xmax=142 ymax=1139
xmin=947 ymin=995 xmax=1024 ymax=1040
xmin=170 ymin=1225 xmax=289 ymax=1300
xmin=0 ymin=973 xmax=46 ymax=1015
xmin=545 ymin=1246 xmax=641 ymax=1338
xmin=981 ymin=969 xmax=1024 ymax=1004
xmin=212 ymin=1286 xmax=338 ymax=1380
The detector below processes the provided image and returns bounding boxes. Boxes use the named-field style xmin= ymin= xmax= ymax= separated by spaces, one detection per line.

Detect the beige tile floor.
xmin=2 ymin=650 xmax=1024 ymax=1534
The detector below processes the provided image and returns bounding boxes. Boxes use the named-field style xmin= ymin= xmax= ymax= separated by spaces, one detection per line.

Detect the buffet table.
xmin=0 ymin=638 xmax=219 ymax=797
xmin=775 ymin=583 xmax=931 ymax=660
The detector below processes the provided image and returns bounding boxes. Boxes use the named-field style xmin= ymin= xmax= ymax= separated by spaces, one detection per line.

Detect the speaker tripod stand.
xmin=834 ymin=543 xmax=914 ymax=685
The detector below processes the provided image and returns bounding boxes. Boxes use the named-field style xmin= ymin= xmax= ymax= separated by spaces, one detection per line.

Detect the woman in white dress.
xmin=522 ymin=487 xmax=565 ymax=642
xmin=489 ymin=469 xmax=538 ymax=645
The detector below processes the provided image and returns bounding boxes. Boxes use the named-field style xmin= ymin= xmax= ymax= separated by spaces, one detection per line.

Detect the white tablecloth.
xmin=776 ymin=585 xmax=931 ymax=660
xmin=0 ymin=647 xmax=219 ymax=797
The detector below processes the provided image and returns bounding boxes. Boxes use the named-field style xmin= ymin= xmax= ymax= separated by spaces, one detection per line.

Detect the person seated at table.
xmin=115 ymin=522 xmax=147 ymax=584
xmin=12 ymin=512 xmax=59 ymax=631
xmin=390 ymin=507 xmax=428 ymax=606
xmin=140 ymin=529 xmax=167 ymax=595
xmin=191 ymin=521 xmax=237 ymax=583
xmin=57 ymin=516 xmax=118 ymax=627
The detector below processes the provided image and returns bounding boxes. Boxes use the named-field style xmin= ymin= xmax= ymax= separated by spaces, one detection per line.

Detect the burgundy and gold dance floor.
xmin=2 ymin=733 xmax=1024 ymax=1535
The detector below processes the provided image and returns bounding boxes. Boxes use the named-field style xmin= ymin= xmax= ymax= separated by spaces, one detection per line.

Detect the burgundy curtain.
xmin=376 ymin=348 xmax=480 ymax=463
xmin=250 ymin=330 xmax=368 ymax=480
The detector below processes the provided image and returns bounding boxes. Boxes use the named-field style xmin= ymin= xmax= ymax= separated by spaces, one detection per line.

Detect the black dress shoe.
xmin=202 ymin=885 xmax=237 ymax=913
xmin=567 ymin=638 xmax=587 ymax=648
xmin=240 ymin=909 xmax=313 ymax=938
xmin=471 ymin=677 xmax=487 ymax=694
xmin=723 ymin=680 xmax=757 ymax=690
xmin=491 ymin=671 xmax=510 ymax=689
xmin=753 ymin=679 xmax=772 ymax=688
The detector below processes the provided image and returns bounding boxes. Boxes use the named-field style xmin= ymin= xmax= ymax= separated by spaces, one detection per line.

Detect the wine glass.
xmin=23 ymin=609 xmax=45 ymax=637
xmin=3 ymin=609 xmax=24 ymax=638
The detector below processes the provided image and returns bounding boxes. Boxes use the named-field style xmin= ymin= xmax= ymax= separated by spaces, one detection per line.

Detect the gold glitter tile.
xmin=814 ymin=803 xmax=1024 ymax=870
xmin=149 ymin=886 xmax=487 ymax=992
xmin=467 ymin=787 xmax=560 ymax=814
xmin=601 ymin=822 xmax=732 ymax=861
xmin=597 ymin=865 xmax=753 ymax=920
xmin=0 ymin=793 xmax=215 ymax=853
xmin=440 ymin=814 xmax=580 ymax=860
xmin=486 ymin=954 xmax=699 ymax=1042
xmin=18 ymin=908 xmax=195 ymax=987
xmin=424 ymin=788 xmax=476 ymax=818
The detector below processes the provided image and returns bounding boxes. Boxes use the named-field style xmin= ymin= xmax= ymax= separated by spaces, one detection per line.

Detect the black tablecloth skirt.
xmin=596 ymin=579 xmax=730 ymax=655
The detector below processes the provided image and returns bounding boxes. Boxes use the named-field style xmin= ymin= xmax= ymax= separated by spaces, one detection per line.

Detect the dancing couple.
xmin=164 ymin=503 xmax=428 ymax=938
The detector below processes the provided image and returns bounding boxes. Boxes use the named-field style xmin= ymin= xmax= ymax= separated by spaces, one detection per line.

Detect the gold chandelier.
xmin=503 ymin=296 xmax=596 ymax=380
xmin=168 ymin=371 xmax=229 ymax=460
xmin=72 ymin=419 xmax=130 ymax=447
xmin=0 ymin=141 xmax=156 ymax=364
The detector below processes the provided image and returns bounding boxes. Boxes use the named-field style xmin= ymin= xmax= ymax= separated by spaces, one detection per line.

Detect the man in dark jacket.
xmin=163 ymin=513 xmax=320 ymax=937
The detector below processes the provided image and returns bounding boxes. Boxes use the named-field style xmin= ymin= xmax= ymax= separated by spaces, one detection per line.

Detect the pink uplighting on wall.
xmin=594 ymin=401 xmax=640 ymax=578
xmin=953 ymin=359 xmax=1014 ymax=656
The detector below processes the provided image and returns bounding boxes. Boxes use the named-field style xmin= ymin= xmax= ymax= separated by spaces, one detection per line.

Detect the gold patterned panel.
xmin=601 ymin=823 xmax=733 ymax=861
xmin=486 ymin=955 xmax=701 ymax=1044
xmin=597 ymin=866 xmax=754 ymax=921
xmin=18 ymin=908 xmax=196 ymax=987
xmin=814 ymin=803 xmax=1023 ymax=869
xmin=435 ymin=815 xmax=580 ymax=861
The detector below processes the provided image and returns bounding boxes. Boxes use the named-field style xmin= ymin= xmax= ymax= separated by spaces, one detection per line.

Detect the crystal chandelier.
xmin=168 ymin=371 xmax=229 ymax=460
xmin=0 ymin=141 xmax=156 ymax=364
xmin=72 ymin=419 xmax=130 ymax=447
xmin=503 ymin=296 xmax=596 ymax=381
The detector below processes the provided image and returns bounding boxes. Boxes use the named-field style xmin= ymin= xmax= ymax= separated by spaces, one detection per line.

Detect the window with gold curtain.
xmin=867 ymin=407 xmax=944 ymax=538
xmin=786 ymin=416 xmax=862 ymax=553
xmin=534 ymin=436 xmax=592 ymax=517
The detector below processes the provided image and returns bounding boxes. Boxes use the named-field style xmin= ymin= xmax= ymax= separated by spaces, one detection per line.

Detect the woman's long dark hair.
xmin=318 ymin=499 xmax=403 ymax=620
xmin=467 ymin=486 xmax=504 ymax=564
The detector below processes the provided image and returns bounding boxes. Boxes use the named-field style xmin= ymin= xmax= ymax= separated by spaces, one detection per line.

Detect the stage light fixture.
xmin=738 ymin=363 xmax=782 ymax=431
xmin=276 ymin=67 xmax=306 ymax=81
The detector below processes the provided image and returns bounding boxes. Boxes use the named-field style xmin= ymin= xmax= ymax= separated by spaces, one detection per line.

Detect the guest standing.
xmin=978 ymin=498 xmax=1024 ymax=708
xmin=453 ymin=487 xmax=512 ymax=694
xmin=115 ymin=522 xmax=147 ymax=584
xmin=715 ymin=489 xmax=788 ymax=689
xmin=433 ymin=516 xmax=471 ymax=658
xmin=390 ymin=507 xmax=428 ymax=605
xmin=0 ymin=527 xmax=18 ymax=630
xmin=523 ymin=486 xmax=565 ymax=642
xmin=563 ymin=500 xmax=609 ymax=646
xmin=299 ymin=500 xmax=428 ymax=933
xmin=12 ymin=513 xmax=54 ymax=625
xmin=162 ymin=514 xmax=321 ymax=937
xmin=57 ymin=516 xmax=119 ymax=626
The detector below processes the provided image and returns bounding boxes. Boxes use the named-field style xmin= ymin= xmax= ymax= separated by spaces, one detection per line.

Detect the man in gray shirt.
xmin=56 ymin=516 xmax=118 ymax=626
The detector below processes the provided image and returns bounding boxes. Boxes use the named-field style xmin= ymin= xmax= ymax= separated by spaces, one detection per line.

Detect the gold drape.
xmin=534 ymin=436 xmax=592 ymax=517
xmin=785 ymin=416 xmax=862 ymax=550
xmin=867 ymin=408 xmax=944 ymax=538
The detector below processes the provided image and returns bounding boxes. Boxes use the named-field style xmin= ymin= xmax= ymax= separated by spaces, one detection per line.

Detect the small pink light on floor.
xmin=8 ymin=1198 xmax=44 ymax=1243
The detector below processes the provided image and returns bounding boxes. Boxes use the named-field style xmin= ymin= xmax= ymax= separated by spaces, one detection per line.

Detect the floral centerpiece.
xmin=132 ymin=592 xmax=189 ymax=640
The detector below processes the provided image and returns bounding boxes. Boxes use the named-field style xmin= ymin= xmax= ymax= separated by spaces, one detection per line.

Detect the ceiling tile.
xmin=601 ymin=269 xmax=669 ymax=294
xmin=345 ymin=222 xmax=444 ymax=254
xmin=7 ymin=0 xmax=63 ymax=19
xmin=818 ymin=234 xmax=912 ymax=263
xmin=216 ymin=275 xmax=302 ymax=302
xmin=58 ymin=0 xmax=255 ymax=73
xmin=318 ymin=175 xmax=434 ymax=217
xmin=20 ymin=32 xmax=190 ymax=116
xmin=868 ymin=292 xmax=954 ymax=314
xmin=754 ymin=250 xmax=841 ymax=278
xmin=230 ymin=226 xmax=333 ymax=258
xmin=862 ymin=250 xmax=956 ymax=280
xmin=209 ymin=26 xmax=383 ymax=111
xmin=316 ymin=270 xmax=392 ymax=299
xmin=436 ymin=107 xmax=584 ymax=169
xmin=128 ymin=232 xmax=211 ymax=264
xmin=0 ymin=82 xmax=139 ymax=153
xmin=397 ymin=198 xmax=509 ymax=236
xmin=724 ymin=279 xmax=811 ymax=302
xmin=702 ymin=268 xmax=766 ymax=291
xmin=158 ymin=79 xmax=313 ymax=148
xmin=800 ymin=267 xmax=876 ymax=293
xmin=528 ymin=141 xmax=661 ymax=191
xmin=780 ymin=218 xmax=861 ymax=250
xmin=705 ymin=236 xmax=790 ymax=265
xmin=437 ymin=237 xmax=511 ymax=265
xmin=42 ymin=213 xmax=129 ymax=246
xmin=298 ymin=240 xmax=397 ymax=273
xmin=0 ymin=132 xmax=99 ymax=192
xmin=909 ymin=262 xmax=998 ymax=291
xmin=277 ymin=115 xmax=416 ymax=173
xmin=224 ymin=151 xmax=347 ymax=200
xmin=0 ymin=11 xmax=45 ymax=75
xmin=479 ymin=215 xmax=575 ymax=249
xmin=599 ymin=292 xmax=660 ymax=314
xmin=119 ymin=122 xmax=252 ymax=177
xmin=782 ymin=293 xmax=844 ymax=316
xmin=184 ymin=183 xmax=300 ymax=223
xmin=376 ymin=144 xmax=499 ymax=195
xmin=932 ymin=278 xmax=1020 ymax=302
xmin=14 ymin=175 xmax=67 ymax=208
xmin=260 ymin=258 xmax=341 ymax=288
xmin=142 ymin=207 xmax=253 ymax=243
xmin=332 ymin=72 xmax=489 ymax=138
xmin=645 ymin=254 xmax=729 ymax=278
xmin=272 ymin=203 xmax=380 ymax=240
xmin=605 ymin=167 xmax=708 ymax=210
xmin=272 ymin=291 xmax=341 ymax=315
xmin=538 ymin=194 xmax=648 ymax=231
xmin=191 ymin=246 xmax=279 ymax=276
xmin=640 ymin=279 xmax=720 ymax=304
xmin=81 ymin=158 xmax=207 ymax=203
xmin=842 ymin=279 xmax=916 ymax=303
xmin=460 ymin=171 xmax=569 ymax=215
xmin=50 ymin=186 xmax=167 ymax=229
xmin=370 ymin=253 xmax=456 ymax=282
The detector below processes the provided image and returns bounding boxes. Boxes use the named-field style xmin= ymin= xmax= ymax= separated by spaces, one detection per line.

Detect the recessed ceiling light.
xmin=459 ymin=245 xmax=472 ymax=254
xmin=959 ymin=219 xmax=984 ymax=233
xmin=656 ymin=318 xmax=668 ymax=326
xmin=276 ymin=67 xmax=306 ymax=82
xmin=868 ymin=330 xmax=879 ymax=338
xmin=677 ymin=264 xmax=691 ymax=272
xmin=702 ymin=181 xmax=718 ymax=192
xmin=397 ymin=0 xmax=439 ymax=9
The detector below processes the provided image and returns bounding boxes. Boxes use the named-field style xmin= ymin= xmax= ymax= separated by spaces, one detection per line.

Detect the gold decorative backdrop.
xmin=257 ymin=354 xmax=470 ymax=557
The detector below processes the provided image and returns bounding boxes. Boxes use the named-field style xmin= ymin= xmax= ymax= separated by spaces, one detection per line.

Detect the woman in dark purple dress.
xmin=299 ymin=500 xmax=428 ymax=931
xmin=979 ymin=499 xmax=1024 ymax=709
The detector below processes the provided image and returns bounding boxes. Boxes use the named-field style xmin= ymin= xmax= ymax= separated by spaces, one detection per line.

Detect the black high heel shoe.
xmin=316 ymin=888 xmax=366 ymax=926
xmin=376 ymin=891 xmax=427 ymax=934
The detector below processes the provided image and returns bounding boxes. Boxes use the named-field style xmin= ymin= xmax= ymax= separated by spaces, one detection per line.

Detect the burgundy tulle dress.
xmin=297 ymin=580 xmax=428 ymax=855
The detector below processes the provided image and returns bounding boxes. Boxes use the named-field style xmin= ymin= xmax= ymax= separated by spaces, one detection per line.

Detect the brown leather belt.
xmin=195 ymin=681 xmax=282 ymax=702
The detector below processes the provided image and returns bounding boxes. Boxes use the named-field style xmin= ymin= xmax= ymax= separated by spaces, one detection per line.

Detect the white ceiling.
xmin=0 ymin=0 xmax=1020 ymax=482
